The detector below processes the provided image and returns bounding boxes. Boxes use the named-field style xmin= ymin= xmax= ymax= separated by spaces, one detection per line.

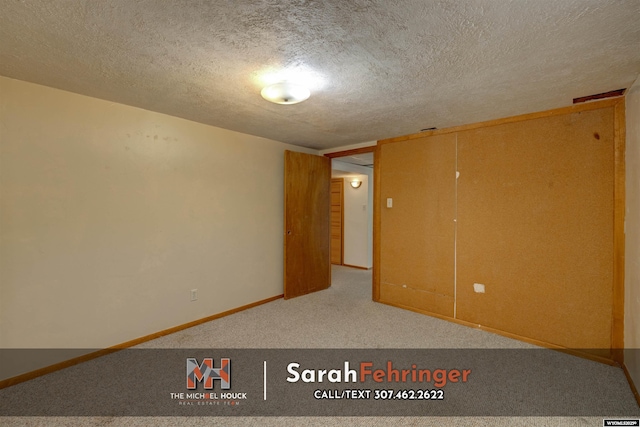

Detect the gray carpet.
xmin=1 ymin=265 xmax=638 ymax=426
xmin=137 ymin=265 xmax=535 ymax=350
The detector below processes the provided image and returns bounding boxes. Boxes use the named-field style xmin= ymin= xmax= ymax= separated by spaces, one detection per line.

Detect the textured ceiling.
xmin=1 ymin=1 xmax=639 ymax=150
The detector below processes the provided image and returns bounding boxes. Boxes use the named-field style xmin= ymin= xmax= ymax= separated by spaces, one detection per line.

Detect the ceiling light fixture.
xmin=261 ymin=82 xmax=310 ymax=105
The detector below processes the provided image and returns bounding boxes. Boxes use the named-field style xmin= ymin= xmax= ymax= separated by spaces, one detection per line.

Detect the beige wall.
xmin=0 ymin=77 xmax=315 ymax=374
xmin=625 ymin=75 xmax=640 ymax=385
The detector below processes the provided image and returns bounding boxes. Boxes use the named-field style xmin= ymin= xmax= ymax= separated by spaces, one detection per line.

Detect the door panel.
xmin=284 ymin=151 xmax=331 ymax=299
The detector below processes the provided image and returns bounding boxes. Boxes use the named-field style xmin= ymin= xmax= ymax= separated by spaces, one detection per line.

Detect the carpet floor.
xmin=1 ymin=265 xmax=637 ymax=426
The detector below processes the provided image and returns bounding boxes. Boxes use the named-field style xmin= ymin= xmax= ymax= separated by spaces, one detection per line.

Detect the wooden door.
xmin=330 ymin=178 xmax=344 ymax=265
xmin=284 ymin=151 xmax=331 ymax=299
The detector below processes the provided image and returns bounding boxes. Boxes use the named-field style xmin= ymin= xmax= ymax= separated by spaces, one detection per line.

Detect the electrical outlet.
xmin=191 ymin=289 xmax=198 ymax=301
xmin=473 ymin=283 xmax=485 ymax=293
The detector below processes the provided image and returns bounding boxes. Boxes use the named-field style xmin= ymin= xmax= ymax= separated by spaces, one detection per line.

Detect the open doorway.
xmin=325 ymin=147 xmax=375 ymax=271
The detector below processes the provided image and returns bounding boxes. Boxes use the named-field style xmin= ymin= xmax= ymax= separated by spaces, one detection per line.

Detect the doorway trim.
xmin=324 ymin=146 xmax=376 ymax=159
xmin=324 ymin=144 xmax=378 ymax=301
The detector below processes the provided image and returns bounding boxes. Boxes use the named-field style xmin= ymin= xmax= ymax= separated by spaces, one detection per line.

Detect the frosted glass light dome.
xmin=261 ymin=82 xmax=310 ymax=104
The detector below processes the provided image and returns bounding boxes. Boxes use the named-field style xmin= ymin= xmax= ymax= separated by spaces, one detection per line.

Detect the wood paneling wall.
xmin=375 ymin=98 xmax=625 ymax=359
xmin=379 ymin=134 xmax=456 ymax=317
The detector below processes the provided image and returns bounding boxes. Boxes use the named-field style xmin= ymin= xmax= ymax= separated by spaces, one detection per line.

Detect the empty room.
xmin=1 ymin=1 xmax=640 ymax=426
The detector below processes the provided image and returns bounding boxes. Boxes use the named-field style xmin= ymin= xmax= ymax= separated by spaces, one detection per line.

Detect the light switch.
xmin=386 ymin=198 xmax=393 ymax=208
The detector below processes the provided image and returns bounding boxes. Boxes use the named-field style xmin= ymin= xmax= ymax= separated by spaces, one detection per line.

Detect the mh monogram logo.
xmin=186 ymin=357 xmax=231 ymax=390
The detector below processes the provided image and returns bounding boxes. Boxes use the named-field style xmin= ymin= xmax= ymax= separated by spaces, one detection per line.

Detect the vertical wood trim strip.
xmin=340 ymin=178 xmax=345 ymax=265
xmin=283 ymin=150 xmax=290 ymax=296
xmin=454 ymin=133 xmax=458 ymax=319
xmin=612 ymin=99 xmax=626 ymax=363
xmin=326 ymin=157 xmax=333 ymax=292
xmin=373 ymin=144 xmax=381 ymax=301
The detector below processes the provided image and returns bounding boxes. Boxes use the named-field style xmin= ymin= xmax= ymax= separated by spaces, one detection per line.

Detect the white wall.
xmin=626 ymin=75 xmax=640 ymax=386
xmin=343 ymin=175 xmax=369 ymax=268
xmin=0 ymin=77 xmax=316 ymax=377
xmin=332 ymin=160 xmax=373 ymax=268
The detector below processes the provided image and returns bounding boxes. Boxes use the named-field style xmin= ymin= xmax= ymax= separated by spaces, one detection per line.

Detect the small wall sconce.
xmin=350 ymin=179 xmax=362 ymax=189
